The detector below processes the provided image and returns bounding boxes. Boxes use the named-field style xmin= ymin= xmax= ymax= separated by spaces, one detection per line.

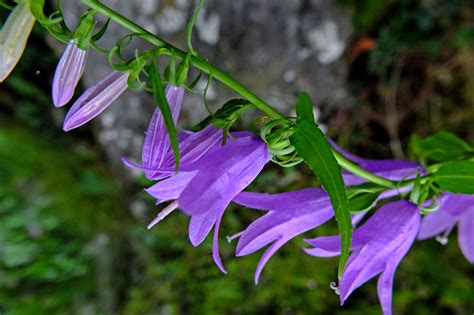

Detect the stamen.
xmin=330 ymin=281 xmax=340 ymax=295
xmin=226 ymin=231 xmax=244 ymax=243
xmin=147 ymin=200 xmax=179 ymax=229
xmin=435 ymin=226 xmax=453 ymax=245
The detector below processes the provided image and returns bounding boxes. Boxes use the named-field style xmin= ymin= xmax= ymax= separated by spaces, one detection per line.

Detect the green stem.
xmin=82 ymin=0 xmax=285 ymax=120
xmin=332 ymin=150 xmax=396 ymax=188
xmin=81 ymin=0 xmax=408 ymax=190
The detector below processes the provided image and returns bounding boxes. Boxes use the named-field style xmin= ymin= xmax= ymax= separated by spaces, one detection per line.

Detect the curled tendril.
xmin=420 ymin=195 xmax=442 ymax=214
xmin=260 ymin=119 xmax=303 ymax=167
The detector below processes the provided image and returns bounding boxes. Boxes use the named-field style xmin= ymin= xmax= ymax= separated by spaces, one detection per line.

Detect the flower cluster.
xmin=0 ymin=2 xmax=472 ymax=315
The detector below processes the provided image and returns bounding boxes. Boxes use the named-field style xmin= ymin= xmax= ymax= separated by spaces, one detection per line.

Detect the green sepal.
xmin=74 ymin=9 xmax=96 ymax=50
xmin=176 ymin=54 xmax=191 ymax=86
xmin=91 ymin=18 xmax=110 ymax=42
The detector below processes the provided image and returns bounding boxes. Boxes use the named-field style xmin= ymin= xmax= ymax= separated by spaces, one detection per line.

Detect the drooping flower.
xmin=231 ymin=144 xmax=422 ymax=283
xmin=142 ymin=85 xmax=184 ymax=179
xmin=418 ymin=193 xmax=474 ymax=263
xmin=63 ymin=70 xmax=129 ymax=131
xmin=52 ymin=41 xmax=88 ymax=107
xmin=145 ymin=134 xmax=269 ymax=273
xmin=0 ymin=0 xmax=35 ymax=82
xmin=305 ymin=200 xmax=420 ymax=315
xmin=232 ymin=188 xmax=334 ymax=283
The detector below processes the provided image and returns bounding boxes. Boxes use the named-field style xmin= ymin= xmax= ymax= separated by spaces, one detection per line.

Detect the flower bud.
xmin=52 ymin=41 xmax=87 ymax=107
xmin=0 ymin=1 xmax=35 ymax=82
xmin=63 ymin=70 xmax=129 ymax=131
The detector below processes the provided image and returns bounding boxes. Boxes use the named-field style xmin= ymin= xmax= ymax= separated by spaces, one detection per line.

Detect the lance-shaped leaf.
xmin=52 ymin=41 xmax=88 ymax=107
xmin=63 ymin=70 xmax=129 ymax=131
xmin=434 ymin=161 xmax=474 ymax=194
xmin=148 ymin=61 xmax=181 ymax=170
xmin=409 ymin=131 xmax=473 ymax=163
xmin=290 ymin=119 xmax=351 ymax=278
xmin=0 ymin=0 xmax=36 ymax=82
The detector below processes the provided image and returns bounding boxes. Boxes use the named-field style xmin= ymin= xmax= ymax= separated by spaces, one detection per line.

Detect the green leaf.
xmin=434 ymin=160 xmax=474 ymax=194
xmin=295 ymin=92 xmax=314 ymax=122
xmin=409 ymin=132 xmax=473 ymax=163
xmin=290 ymin=119 xmax=351 ymax=278
xmin=348 ymin=192 xmax=380 ymax=213
xmin=148 ymin=61 xmax=180 ymax=171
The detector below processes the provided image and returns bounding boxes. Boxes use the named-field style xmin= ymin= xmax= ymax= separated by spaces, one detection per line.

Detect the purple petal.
xmin=376 ymin=213 xmax=420 ymax=315
xmin=233 ymin=189 xmax=334 ymax=283
xmin=339 ymin=201 xmax=420 ymax=305
xmin=52 ymin=41 xmax=87 ymax=107
xmin=212 ymin=208 xmax=228 ymax=274
xmin=306 ymin=200 xmax=418 ymax=256
xmin=142 ymin=85 xmax=184 ymax=178
xmin=234 ymin=188 xmax=328 ymax=212
xmin=179 ymin=136 xmax=269 ymax=216
xmin=189 ymin=208 xmax=219 ymax=246
xmin=351 ymin=212 xmax=367 ymax=226
xmin=145 ymin=171 xmax=197 ymax=203
xmin=161 ymin=125 xmax=223 ymax=168
xmin=253 ymin=240 xmax=285 ymax=284
xmin=458 ymin=209 xmax=474 ymax=263
xmin=438 ymin=193 xmax=474 ymax=217
xmin=235 ymin=189 xmax=332 ymax=255
xmin=63 ymin=71 xmax=129 ymax=131
xmin=417 ymin=208 xmax=457 ymax=240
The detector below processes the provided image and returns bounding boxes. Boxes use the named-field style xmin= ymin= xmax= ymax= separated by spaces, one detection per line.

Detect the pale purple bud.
xmin=52 ymin=41 xmax=87 ymax=107
xmin=63 ymin=71 xmax=129 ymax=131
xmin=0 ymin=1 xmax=35 ymax=82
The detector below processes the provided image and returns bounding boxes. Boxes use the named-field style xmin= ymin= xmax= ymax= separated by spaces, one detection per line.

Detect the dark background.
xmin=0 ymin=0 xmax=473 ymax=314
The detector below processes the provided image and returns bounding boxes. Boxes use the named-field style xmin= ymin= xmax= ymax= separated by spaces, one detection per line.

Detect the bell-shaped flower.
xmin=63 ymin=70 xmax=129 ymax=131
xmin=232 ymin=188 xmax=334 ymax=284
xmin=145 ymin=134 xmax=269 ymax=273
xmin=142 ymin=85 xmax=184 ymax=179
xmin=0 ymin=0 xmax=35 ymax=82
xmin=418 ymin=193 xmax=474 ymax=263
xmin=52 ymin=41 xmax=88 ymax=107
xmin=305 ymin=200 xmax=421 ymax=315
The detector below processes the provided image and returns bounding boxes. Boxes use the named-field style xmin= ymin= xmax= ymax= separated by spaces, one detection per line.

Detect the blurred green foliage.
xmin=0 ymin=1 xmax=473 ymax=314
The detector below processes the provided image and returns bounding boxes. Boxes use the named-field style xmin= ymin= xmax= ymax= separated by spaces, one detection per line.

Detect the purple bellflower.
xmin=231 ymin=146 xmax=422 ymax=283
xmin=0 ymin=1 xmax=35 ymax=83
xmin=232 ymin=188 xmax=334 ymax=284
xmin=305 ymin=200 xmax=421 ymax=315
xmin=418 ymin=193 xmax=474 ymax=263
xmin=145 ymin=134 xmax=269 ymax=273
xmin=63 ymin=70 xmax=129 ymax=131
xmin=123 ymin=90 xmax=270 ymax=273
xmin=142 ymin=85 xmax=184 ymax=179
xmin=52 ymin=41 xmax=88 ymax=107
